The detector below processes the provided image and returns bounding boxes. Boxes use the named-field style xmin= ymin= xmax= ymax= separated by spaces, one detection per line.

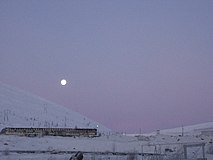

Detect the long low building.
xmin=0 ymin=127 xmax=98 ymax=137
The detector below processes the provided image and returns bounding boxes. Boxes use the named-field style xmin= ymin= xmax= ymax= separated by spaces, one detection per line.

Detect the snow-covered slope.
xmin=0 ymin=82 xmax=110 ymax=132
xmin=146 ymin=122 xmax=213 ymax=136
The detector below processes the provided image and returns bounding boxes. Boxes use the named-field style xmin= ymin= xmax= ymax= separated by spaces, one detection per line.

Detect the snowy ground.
xmin=1 ymin=132 xmax=213 ymax=160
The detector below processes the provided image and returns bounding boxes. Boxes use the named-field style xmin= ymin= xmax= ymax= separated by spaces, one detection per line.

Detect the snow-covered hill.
xmin=145 ymin=122 xmax=213 ymax=136
xmin=0 ymin=82 xmax=110 ymax=132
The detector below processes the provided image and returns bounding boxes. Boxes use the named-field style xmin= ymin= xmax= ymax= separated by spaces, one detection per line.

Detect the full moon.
xmin=60 ymin=79 xmax=67 ymax=86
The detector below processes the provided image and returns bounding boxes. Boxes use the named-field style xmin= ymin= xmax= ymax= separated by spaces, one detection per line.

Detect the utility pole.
xmin=182 ymin=125 xmax=184 ymax=136
xmin=141 ymin=144 xmax=143 ymax=160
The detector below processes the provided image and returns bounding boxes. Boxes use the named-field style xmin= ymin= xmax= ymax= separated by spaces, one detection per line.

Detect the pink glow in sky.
xmin=0 ymin=0 xmax=213 ymax=133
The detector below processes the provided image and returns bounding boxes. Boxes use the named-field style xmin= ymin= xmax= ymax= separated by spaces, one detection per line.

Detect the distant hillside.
xmin=147 ymin=122 xmax=213 ymax=136
xmin=0 ymin=82 xmax=110 ymax=133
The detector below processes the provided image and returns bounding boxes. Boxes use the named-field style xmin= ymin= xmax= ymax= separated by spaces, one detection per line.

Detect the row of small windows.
xmin=1 ymin=128 xmax=97 ymax=137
